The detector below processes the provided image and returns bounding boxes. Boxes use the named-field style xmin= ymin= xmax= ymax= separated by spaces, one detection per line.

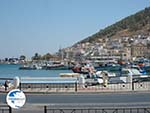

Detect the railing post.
xmin=19 ymin=82 xmax=21 ymax=90
xmin=9 ymin=106 xmax=12 ymax=113
xmin=44 ymin=106 xmax=47 ymax=113
xmin=75 ymin=82 xmax=77 ymax=92
xmin=132 ymin=81 xmax=134 ymax=91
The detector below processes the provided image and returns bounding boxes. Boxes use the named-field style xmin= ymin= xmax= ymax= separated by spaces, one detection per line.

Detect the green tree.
xmin=42 ymin=53 xmax=53 ymax=61
xmin=20 ymin=55 xmax=26 ymax=60
xmin=32 ymin=53 xmax=41 ymax=61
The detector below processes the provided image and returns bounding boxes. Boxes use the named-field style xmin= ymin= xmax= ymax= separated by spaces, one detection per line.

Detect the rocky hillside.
xmin=79 ymin=7 xmax=150 ymax=44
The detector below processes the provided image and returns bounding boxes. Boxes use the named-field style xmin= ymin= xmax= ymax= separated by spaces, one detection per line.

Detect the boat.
xmin=131 ymin=65 xmax=147 ymax=75
xmin=94 ymin=64 xmax=121 ymax=72
xmin=109 ymin=68 xmax=149 ymax=83
xmin=133 ymin=58 xmax=150 ymax=74
xmin=19 ymin=65 xmax=36 ymax=70
xmin=72 ymin=64 xmax=96 ymax=74
xmin=143 ymin=66 xmax=150 ymax=73
xmin=42 ymin=64 xmax=70 ymax=70
xmin=19 ymin=64 xmax=42 ymax=70
xmin=60 ymin=73 xmax=80 ymax=77
xmin=72 ymin=66 xmax=89 ymax=74
xmin=96 ymin=71 xmax=116 ymax=77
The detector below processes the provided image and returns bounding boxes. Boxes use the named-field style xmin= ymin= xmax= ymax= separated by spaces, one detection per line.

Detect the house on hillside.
xmin=131 ymin=43 xmax=147 ymax=58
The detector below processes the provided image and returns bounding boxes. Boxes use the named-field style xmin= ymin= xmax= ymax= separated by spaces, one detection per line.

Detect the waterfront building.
xmin=131 ymin=42 xmax=147 ymax=58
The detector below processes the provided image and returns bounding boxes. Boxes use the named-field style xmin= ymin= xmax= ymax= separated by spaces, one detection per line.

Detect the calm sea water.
xmin=0 ymin=64 xmax=149 ymax=78
xmin=0 ymin=64 xmax=72 ymax=78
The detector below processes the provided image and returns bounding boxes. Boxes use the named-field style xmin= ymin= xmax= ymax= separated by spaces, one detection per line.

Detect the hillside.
xmin=79 ymin=7 xmax=150 ymax=44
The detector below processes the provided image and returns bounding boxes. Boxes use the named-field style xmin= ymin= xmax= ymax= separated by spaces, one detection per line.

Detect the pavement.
xmin=1 ymin=90 xmax=150 ymax=113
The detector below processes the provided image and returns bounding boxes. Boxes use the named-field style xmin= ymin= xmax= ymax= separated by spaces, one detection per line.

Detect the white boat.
xmin=83 ymin=71 xmax=115 ymax=86
xmin=96 ymin=71 xmax=116 ymax=77
xmin=109 ymin=68 xmax=149 ymax=83
xmin=60 ymin=73 xmax=80 ymax=77
xmin=19 ymin=64 xmax=42 ymax=70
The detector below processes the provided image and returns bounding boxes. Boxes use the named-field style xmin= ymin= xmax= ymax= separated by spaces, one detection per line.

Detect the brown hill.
xmin=79 ymin=7 xmax=150 ymax=44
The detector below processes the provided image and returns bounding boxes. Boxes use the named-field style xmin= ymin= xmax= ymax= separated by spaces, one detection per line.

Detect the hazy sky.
xmin=0 ymin=0 xmax=149 ymax=58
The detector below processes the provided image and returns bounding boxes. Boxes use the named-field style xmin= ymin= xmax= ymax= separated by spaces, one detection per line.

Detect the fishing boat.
xmin=42 ymin=64 xmax=70 ymax=70
xmin=72 ymin=64 xmax=95 ymax=74
xmin=19 ymin=64 xmax=42 ymax=70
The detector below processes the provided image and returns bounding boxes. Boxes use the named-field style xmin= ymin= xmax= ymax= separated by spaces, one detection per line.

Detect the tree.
xmin=32 ymin=53 xmax=41 ymax=61
xmin=20 ymin=55 xmax=26 ymax=61
xmin=42 ymin=53 xmax=53 ymax=61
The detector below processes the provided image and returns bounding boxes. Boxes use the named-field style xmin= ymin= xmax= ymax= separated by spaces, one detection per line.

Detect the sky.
xmin=0 ymin=0 xmax=149 ymax=59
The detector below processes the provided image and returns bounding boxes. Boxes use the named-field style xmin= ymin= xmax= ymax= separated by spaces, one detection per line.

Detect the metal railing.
xmin=1 ymin=105 xmax=150 ymax=113
xmin=77 ymin=83 xmax=132 ymax=92
xmin=19 ymin=81 xmax=150 ymax=93
xmin=1 ymin=77 xmax=150 ymax=93
xmin=20 ymin=83 xmax=76 ymax=92
xmin=0 ymin=105 xmax=12 ymax=113
xmin=44 ymin=106 xmax=150 ymax=113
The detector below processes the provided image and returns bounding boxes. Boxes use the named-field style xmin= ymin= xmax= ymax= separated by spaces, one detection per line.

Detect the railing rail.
xmin=1 ymin=104 xmax=150 ymax=113
xmin=0 ymin=105 xmax=12 ymax=113
xmin=19 ymin=81 xmax=150 ymax=93
xmin=1 ymin=78 xmax=150 ymax=93
xmin=44 ymin=106 xmax=150 ymax=113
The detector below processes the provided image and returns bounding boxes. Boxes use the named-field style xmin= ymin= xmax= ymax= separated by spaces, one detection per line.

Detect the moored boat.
xmin=42 ymin=64 xmax=70 ymax=70
xmin=19 ymin=64 xmax=42 ymax=70
xmin=60 ymin=73 xmax=80 ymax=77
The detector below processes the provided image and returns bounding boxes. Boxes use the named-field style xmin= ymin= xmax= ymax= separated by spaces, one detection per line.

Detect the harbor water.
xmin=0 ymin=64 xmax=150 ymax=78
xmin=0 ymin=64 xmax=72 ymax=78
